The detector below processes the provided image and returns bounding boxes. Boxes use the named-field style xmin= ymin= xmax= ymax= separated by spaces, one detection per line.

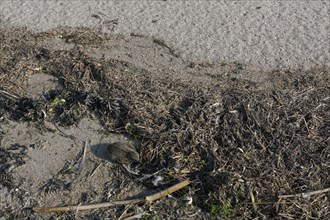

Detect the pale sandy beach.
xmin=1 ymin=0 xmax=329 ymax=70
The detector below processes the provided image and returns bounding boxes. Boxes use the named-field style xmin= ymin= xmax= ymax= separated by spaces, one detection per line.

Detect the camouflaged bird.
xmin=107 ymin=142 xmax=140 ymax=165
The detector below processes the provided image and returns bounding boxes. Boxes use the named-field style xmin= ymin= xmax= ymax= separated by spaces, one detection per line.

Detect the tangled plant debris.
xmin=0 ymin=27 xmax=329 ymax=219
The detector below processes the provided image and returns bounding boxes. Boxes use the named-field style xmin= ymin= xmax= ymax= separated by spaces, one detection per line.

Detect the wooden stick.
xmin=89 ymin=163 xmax=102 ymax=177
xmin=0 ymin=89 xmax=19 ymax=100
xmin=33 ymin=179 xmax=191 ymax=213
xmin=145 ymin=179 xmax=191 ymax=202
xmin=78 ymin=139 xmax=88 ymax=173
xmin=278 ymin=187 xmax=330 ymax=199
xmin=33 ymin=199 xmax=142 ymax=213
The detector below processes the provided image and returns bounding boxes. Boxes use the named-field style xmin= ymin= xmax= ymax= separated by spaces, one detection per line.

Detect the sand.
xmin=1 ymin=0 xmax=329 ymax=70
xmin=0 ymin=1 xmax=329 ymax=219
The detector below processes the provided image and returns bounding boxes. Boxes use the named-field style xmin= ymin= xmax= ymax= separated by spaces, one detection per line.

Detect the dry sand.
xmin=1 ymin=0 xmax=329 ymax=70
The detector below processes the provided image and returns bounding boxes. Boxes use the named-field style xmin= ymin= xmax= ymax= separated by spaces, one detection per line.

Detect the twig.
xmin=0 ymin=89 xmax=19 ymax=101
xmin=89 ymin=163 xmax=102 ymax=177
xmin=78 ymin=139 xmax=88 ymax=173
xmin=278 ymin=213 xmax=295 ymax=220
xmin=145 ymin=179 xmax=191 ymax=202
xmin=53 ymin=123 xmax=75 ymax=140
xmin=33 ymin=179 xmax=191 ymax=213
xmin=118 ymin=204 xmax=133 ymax=220
xmin=138 ymin=168 xmax=164 ymax=182
xmin=249 ymin=187 xmax=257 ymax=212
xmin=33 ymin=199 xmax=142 ymax=213
xmin=278 ymin=187 xmax=330 ymax=199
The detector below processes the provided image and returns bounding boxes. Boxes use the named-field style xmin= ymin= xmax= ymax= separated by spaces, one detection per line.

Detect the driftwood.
xmin=33 ymin=179 xmax=191 ymax=213
xmin=278 ymin=187 xmax=330 ymax=199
